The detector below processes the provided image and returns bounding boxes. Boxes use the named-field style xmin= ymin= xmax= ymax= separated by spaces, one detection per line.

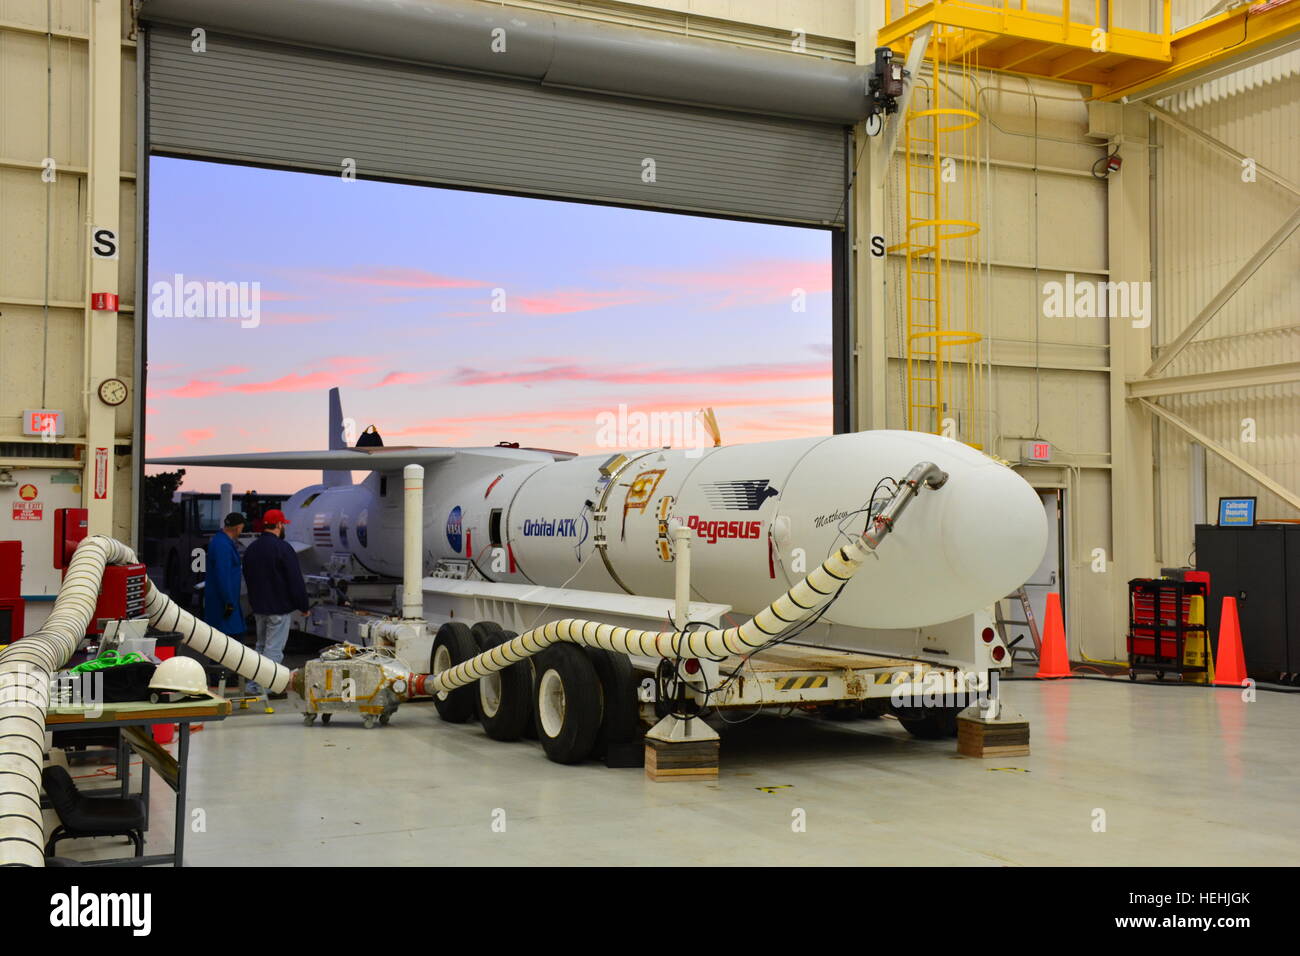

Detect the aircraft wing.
xmin=145 ymin=448 xmax=459 ymax=471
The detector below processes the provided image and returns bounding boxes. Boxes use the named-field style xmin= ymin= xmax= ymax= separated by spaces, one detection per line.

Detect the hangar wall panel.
xmin=145 ymin=26 xmax=848 ymax=226
xmin=880 ymin=72 xmax=1119 ymax=657
xmin=0 ymin=1 xmax=138 ymax=600
xmin=1154 ymin=69 xmax=1300 ymax=566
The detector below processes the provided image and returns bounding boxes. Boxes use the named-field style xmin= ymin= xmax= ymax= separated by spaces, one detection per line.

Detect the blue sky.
xmin=146 ymin=158 xmax=833 ymax=492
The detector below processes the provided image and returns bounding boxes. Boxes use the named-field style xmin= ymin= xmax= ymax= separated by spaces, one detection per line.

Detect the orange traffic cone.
xmin=1035 ymin=592 xmax=1071 ymax=678
xmin=1213 ymin=597 xmax=1249 ymax=687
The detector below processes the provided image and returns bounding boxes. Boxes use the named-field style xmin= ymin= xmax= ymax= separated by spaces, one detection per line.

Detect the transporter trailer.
xmin=295 ymin=460 xmax=1015 ymax=770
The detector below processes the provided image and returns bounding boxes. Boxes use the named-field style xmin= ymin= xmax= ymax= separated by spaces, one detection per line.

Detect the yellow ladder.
xmin=888 ymin=37 xmax=985 ymax=445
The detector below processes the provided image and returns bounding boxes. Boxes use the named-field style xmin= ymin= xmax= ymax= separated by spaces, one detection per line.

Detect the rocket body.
xmin=282 ymin=430 xmax=1047 ymax=631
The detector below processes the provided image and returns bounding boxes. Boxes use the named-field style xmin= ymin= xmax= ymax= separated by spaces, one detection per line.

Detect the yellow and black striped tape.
xmin=774 ymin=675 xmax=829 ymax=691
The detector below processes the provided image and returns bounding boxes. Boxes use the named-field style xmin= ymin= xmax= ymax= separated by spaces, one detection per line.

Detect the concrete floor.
xmin=52 ymin=677 xmax=1300 ymax=866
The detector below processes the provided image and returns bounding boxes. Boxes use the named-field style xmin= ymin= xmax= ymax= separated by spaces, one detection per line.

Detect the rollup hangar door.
xmin=138 ymin=0 xmax=869 ymax=426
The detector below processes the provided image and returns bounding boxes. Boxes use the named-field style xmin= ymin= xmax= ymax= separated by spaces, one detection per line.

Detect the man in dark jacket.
xmin=241 ymin=508 xmax=309 ymax=697
xmin=203 ymin=512 xmax=246 ymax=636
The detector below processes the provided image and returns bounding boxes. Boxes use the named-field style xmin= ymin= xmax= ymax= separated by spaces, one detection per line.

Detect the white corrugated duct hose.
xmin=429 ymin=461 xmax=949 ymax=694
xmin=0 ymin=535 xmax=289 ymax=867
xmin=0 ymin=462 xmax=943 ymax=865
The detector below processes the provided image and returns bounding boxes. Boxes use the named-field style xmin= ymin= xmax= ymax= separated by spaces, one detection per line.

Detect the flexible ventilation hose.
xmin=141 ymin=583 xmax=291 ymax=694
xmin=430 ymin=461 xmax=948 ymax=694
xmin=0 ymin=536 xmax=135 ymax=866
xmin=0 ymin=536 xmax=289 ymax=867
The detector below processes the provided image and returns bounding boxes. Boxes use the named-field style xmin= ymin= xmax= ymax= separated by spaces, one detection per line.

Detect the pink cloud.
xmin=154 ymin=356 xmax=381 ymax=398
xmin=385 ymin=393 xmax=831 ymax=437
xmin=323 ymin=267 xmax=489 ymax=289
xmin=265 ymin=312 xmax=337 ymax=325
xmin=230 ymin=369 xmax=364 ymax=395
xmin=181 ymin=428 xmax=214 ymax=444
xmin=450 ymin=360 xmax=830 ymax=388
xmin=169 ymin=379 xmax=225 ymax=399
xmin=619 ymin=259 xmax=832 ymax=308
xmin=373 ymin=371 xmax=425 ymax=388
xmin=513 ymin=289 xmax=662 ymax=315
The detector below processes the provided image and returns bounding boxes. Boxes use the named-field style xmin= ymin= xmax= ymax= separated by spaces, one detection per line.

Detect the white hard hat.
xmin=149 ymin=657 xmax=215 ymax=699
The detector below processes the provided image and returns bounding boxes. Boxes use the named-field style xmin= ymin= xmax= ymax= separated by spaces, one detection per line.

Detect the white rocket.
xmin=149 ymin=389 xmax=1047 ymax=652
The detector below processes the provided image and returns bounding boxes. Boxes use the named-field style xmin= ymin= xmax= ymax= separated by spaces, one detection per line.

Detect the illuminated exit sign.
xmin=22 ymin=410 xmax=65 ymax=437
xmin=1022 ymin=440 xmax=1053 ymax=463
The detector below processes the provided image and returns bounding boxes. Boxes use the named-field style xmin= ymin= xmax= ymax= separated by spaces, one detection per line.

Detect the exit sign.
xmin=22 ymin=410 xmax=64 ymax=437
xmin=1022 ymin=440 xmax=1053 ymax=463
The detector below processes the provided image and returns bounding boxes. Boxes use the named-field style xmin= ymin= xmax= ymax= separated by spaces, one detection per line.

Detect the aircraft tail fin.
xmin=324 ymin=387 xmax=352 ymax=487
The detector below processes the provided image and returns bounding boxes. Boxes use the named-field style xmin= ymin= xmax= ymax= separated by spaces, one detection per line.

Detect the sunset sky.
xmin=146 ymin=158 xmax=834 ymax=494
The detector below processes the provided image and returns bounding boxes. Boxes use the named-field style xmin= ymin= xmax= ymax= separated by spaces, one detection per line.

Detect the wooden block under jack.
xmin=645 ymin=737 xmax=719 ymax=781
xmin=956 ymin=706 xmax=1030 ymax=759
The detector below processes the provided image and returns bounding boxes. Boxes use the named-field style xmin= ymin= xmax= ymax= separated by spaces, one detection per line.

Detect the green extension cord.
xmin=69 ymin=650 xmax=145 ymax=674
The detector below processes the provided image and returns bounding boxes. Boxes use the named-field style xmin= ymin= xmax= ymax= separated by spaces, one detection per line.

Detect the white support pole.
xmin=402 ymin=464 xmax=424 ymax=620
xmin=672 ymin=525 xmax=691 ymax=630
xmin=220 ymin=483 xmax=233 ymax=518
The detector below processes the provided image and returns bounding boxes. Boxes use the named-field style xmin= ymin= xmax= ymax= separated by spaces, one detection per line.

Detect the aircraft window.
xmin=489 ymin=509 xmax=503 ymax=548
xmin=339 ymin=515 xmax=349 ymax=547
xmin=356 ymin=510 xmax=368 ymax=548
xmin=301 ymin=493 xmax=320 ymax=508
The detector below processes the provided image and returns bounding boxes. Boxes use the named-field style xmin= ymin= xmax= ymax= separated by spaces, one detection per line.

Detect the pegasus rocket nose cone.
xmin=938 ymin=455 xmax=1048 ymax=605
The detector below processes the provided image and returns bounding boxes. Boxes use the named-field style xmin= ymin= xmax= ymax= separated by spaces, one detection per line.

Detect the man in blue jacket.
xmin=241 ymin=508 xmax=310 ymax=697
xmin=203 ymin=512 xmax=245 ymax=636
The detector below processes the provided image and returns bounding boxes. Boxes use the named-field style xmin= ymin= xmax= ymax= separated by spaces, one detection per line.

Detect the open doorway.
xmin=1001 ymin=489 xmax=1065 ymax=664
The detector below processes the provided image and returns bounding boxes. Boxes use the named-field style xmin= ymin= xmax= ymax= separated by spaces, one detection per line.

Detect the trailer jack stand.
xmin=644 ymin=714 xmax=720 ymax=782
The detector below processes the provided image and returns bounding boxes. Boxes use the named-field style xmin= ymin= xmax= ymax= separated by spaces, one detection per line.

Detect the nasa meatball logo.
xmin=446 ymin=506 xmax=463 ymax=553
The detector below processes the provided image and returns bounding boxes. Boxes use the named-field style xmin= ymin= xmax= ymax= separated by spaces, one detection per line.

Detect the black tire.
xmin=430 ymin=622 xmax=479 ymax=723
xmin=320 ymin=713 xmax=332 ymax=725
xmin=532 ymin=644 xmax=602 ymax=764
xmin=585 ymin=648 xmax=643 ymax=767
xmin=520 ymin=659 xmax=539 ymax=740
xmin=822 ymin=701 xmax=865 ymax=721
xmin=893 ymin=705 xmax=961 ymax=740
xmin=472 ymin=624 xmax=532 ymax=741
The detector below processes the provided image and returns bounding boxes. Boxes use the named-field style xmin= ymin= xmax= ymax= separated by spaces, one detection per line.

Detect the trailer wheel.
xmin=472 ymin=623 xmax=532 ymax=741
xmin=430 ymin=622 xmax=479 ymax=724
xmin=892 ymin=705 xmax=961 ymax=740
xmin=521 ymin=659 xmax=539 ymax=740
xmin=533 ymin=644 xmax=601 ymax=764
xmin=585 ymin=648 xmax=643 ymax=767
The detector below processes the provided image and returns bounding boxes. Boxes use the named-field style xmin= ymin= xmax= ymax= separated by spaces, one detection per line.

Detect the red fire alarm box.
xmin=91 ymin=292 xmax=120 ymax=311
xmin=53 ymin=507 xmax=88 ymax=570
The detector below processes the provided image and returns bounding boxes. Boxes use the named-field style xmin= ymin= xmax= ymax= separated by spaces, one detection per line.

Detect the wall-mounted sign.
xmin=1218 ymin=497 xmax=1256 ymax=527
xmin=21 ymin=410 xmax=64 ymax=437
xmin=11 ymin=502 xmax=42 ymax=521
xmin=1022 ymin=440 xmax=1053 ymax=463
xmin=91 ymin=292 xmax=120 ymax=311
xmin=91 ymin=226 xmax=118 ymax=259
xmin=93 ymin=447 xmax=109 ymax=500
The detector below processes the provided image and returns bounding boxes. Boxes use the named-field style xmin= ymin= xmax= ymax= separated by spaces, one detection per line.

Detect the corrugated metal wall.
xmin=0 ymin=0 xmax=138 ymax=544
xmin=1154 ymin=66 xmax=1300 ymax=566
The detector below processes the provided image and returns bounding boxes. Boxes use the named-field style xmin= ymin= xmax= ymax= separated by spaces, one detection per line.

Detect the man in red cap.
xmin=241 ymin=508 xmax=309 ymax=698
